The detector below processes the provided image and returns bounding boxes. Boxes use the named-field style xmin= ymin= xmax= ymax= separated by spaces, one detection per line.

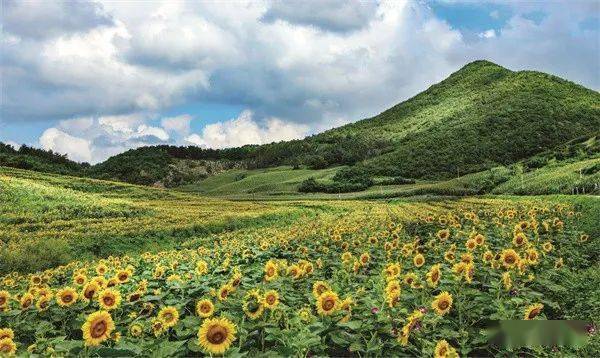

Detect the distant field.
xmin=178 ymin=166 xmax=341 ymax=196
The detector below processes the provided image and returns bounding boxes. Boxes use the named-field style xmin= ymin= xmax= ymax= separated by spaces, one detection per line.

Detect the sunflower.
xmin=316 ymin=291 xmax=340 ymax=316
xmin=542 ymin=242 xmax=553 ymax=253
xmin=403 ymin=272 xmax=419 ymax=288
xmin=413 ymin=254 xmax=425 ymax=267
xmin=96 ymin=263 xmax=108 ymax=276
xmin=554 ymin=257 xmax=564 ymax=269
xmin=580 ymin=234 xmax=589 ymax=243
xmin=73 ymin=273 xmax=87 ymax=286
xmin=444 ymin=251 xmax=455 ymax=263
xmin=464 ymin=263 xmax=474 ymax=284
xmin=465 ymin=239 xmax=477 ymax=251
xmin=437 ymin=229 xmax=450 ymax=241
xmin=526 ymin=249 xmax=539 ymax=265
xmin=0 ymin=328 xmax=14 ymax=340
xmin=30 ymin=274 xmax=42 ymax=286
xmin=217 ymin=284 xmax=233 ymax=301
xmin=264 ymin=260 xmax=279 ymax=282
xmin=82 ymin=310 xmax=115 ymax=347
xmin=0 ymin=338 xmax=16 ymax=355
xmin=502 ymin=272 xmax=512 ymax=291
xmin=512 ymin=232 xmax=528 ymax=247
xmin=312 ymin=281 xmax=331 ymax=299
xmin=0 ymin=291 xmax=9 ymax=308
xmin=36 ymin=296 xmax=51 ymax=311
xmin=523 ymin=303 xmax=544 ymax=320
xmin=242 ymin=290 xmax=264 ymax=320
xmin=197 ymin=317 xmax=237 ymax=354
xmin=20 ymin=293 xmax=34 ymax=309
xmin=115 ymin=269 xmax=132 ymax=284
xmin=129 ymin=323 xmax=143 ymax=337
xmin=474 ymin=233 xmax=485 ymax=246
xmin=56 ymin=287 xmax=78 ymax=307
xmin=82 ymin=282 xmax=100 ymax=301
xmin=385 ymin=280 xmax=401 ymax=307
xmin=426 ymin=264 xmax=442 ymax=287
xmin=196 ymin=260 xmax=208 ymax=275
xmin=151 ymin=318 xmax=166 ymax=337
xmin=434 ymin=339 xmax=458 ymax=358
xmin=432 ymin=291 xmax=453 ymax=315
xmin=196 ymin=299 xmax=215 ymax=318
xmin=287 ymin=264 xmax=302 ymax=279
xmin=263 ymin=290 xmax=279 ymax=309
xmin=98 ymin=289 xmax=121 ymax=310
xmin=158 ymin=306 xmax=180 ymax=328
xmin=297 ymin=307 xmax=312 ymax=322
xmin=482 ymin=250 xmax=494 ymax=263
xmin=500 ymin=249 xmax=520 ymax=269
xmin=127 ymin=291 xmax=142 ymax=303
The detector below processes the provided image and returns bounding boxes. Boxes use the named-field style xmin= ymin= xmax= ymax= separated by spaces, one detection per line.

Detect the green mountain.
xmin=1 ymin=60 xmax=598 ymax=187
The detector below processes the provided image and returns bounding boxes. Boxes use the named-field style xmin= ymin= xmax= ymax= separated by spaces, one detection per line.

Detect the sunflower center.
xmin=163 ymin=313 xmax=173 ymax=322
xmin=432 ymin=272 xmax=439 ymax=282
xmin=201 ymin=304 xmax=211 ymax=313
xmin=528 ymin=308 xmax=541 ymax=319
xmin=91 ymin=320 xmax=108 ymax=338
xmin=63 ymin=294 xmax=73 ymax=303
xmin=207 ymin=326 xmax=227 ymax=344
xmin=505 ymin=256 xmax=515 ymax=264
xmin=438 ymin=300 xmax=449 ymax=310
xmin=0 ymin=297 xmax=5 ymax=305
xmin=323 ymin=298 xmax=335 ymax=311
xmin=266 ymin=295 xmax=275 ymax=305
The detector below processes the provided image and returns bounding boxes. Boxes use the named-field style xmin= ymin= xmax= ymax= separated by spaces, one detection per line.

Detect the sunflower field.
xmin=0 ymin=180 xmax=598 ymax=357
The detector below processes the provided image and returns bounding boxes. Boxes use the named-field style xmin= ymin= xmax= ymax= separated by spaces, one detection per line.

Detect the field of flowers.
xmin=0 ymin=183 xmax=598 ymax=356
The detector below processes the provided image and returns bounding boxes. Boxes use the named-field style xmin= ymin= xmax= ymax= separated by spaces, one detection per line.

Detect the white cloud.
xmin=478 ymin=29 xmax=496 ymax=39
xmin=1 ymin=0 xmax=598 ymax=161
xmin=184 ymin=110 xmax=309 ymax=148
xmin=3 ymin=140 xmax=21 ymax=150
xmin=161 ymin=115 xmax=192 ymax=136
xmin=39 ymin=128 xmax=92 ymax=162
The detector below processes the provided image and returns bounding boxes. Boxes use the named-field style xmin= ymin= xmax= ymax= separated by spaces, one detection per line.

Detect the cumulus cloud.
xmin=161 ymin=115 xmax=192 ymax=136
xmin=39 ymin=128 xmax=92 ymax=162
xmin=184 ymin=110 xmax=308 ymax=149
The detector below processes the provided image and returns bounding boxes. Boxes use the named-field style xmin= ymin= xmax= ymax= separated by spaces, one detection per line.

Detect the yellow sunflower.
xmin=217 ymin=284 xmax=233 ymax=301
xmin=82 ymin=282 xmax=100 ymax=301
xmin=413 ymin=254 xmax=425 ymax=268
xmin=465 ymin=239 xmax=477 ymax=251
xmin=196 ymin=299 xmax=215 ymax=318
xmin=316 ymin=291 xmax=340 ymax=316
xmin=263 ymin=290 xmax=280 ymax=309
xmin=432 ymin=291 xmax=453 ymax=316
xmin=264 ymin=260 xmax=279 ymax=282
xmin=500 ymin=249 xmax=520 ymax=269
xmin=56 ymin=287 xmax=78 ymax=307
xmin=129 ymin=323 xmax=143 ymax=337
xmin=36 ymin=296 xmax=51 ymax=311
xmin=82 ymin=311 xmax=115 ymax=347
xmin=73 ymin=273 xmax=87 ymax=286
xmin=502 ymin=272 xmax=512 ymax=291
xmin=196 ymin=260 xmax=208 ymax=275
xmin=20 ymin=293 xmax=34 ymax=310
xmin=523 ymin=303 xmax=544 ymax=320
xmin=434 ymin=339 xmax=459 ymax=358
xmin=542 ymin=242 xmax=553 ymax=253
xmin=242 ymin=290 xmax=264 ymax=320
xmin=197 ymin=317 xmax=237 ymax=355
xmin=98 ymin=289 xmax=121 ymax=310
xmin=0 ymin=338 xmax=16 ymax=355
xmin=0 ymin=328 xmax=14 ymax=340
xmin=312 ymin=281 xmax=331 ymax=299
xmin=0 ymin=291 xmax=10 ymax=308
xmin=426 ymin=264 xmax=442 ymax=287
xmin=158 ymin=306 xmax=180 ymax=328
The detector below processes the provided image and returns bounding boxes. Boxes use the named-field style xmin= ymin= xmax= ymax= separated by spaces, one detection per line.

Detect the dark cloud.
xmin=261 ymin=0 xmax=379 ymax=33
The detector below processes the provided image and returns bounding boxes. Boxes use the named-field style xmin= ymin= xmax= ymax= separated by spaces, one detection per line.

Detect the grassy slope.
xmin=0 ymin=166 xmax=324 ymax=273
xmin=178 ymin=166 xmax=340 ymax=195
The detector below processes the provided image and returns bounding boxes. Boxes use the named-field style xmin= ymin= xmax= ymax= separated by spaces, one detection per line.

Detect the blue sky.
xmin=1 ymin=0 xmax=598 ymax=163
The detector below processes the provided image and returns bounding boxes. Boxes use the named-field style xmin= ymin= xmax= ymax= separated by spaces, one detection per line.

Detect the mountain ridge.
xmin=1 ymin=60 xmax=598 ymax=187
